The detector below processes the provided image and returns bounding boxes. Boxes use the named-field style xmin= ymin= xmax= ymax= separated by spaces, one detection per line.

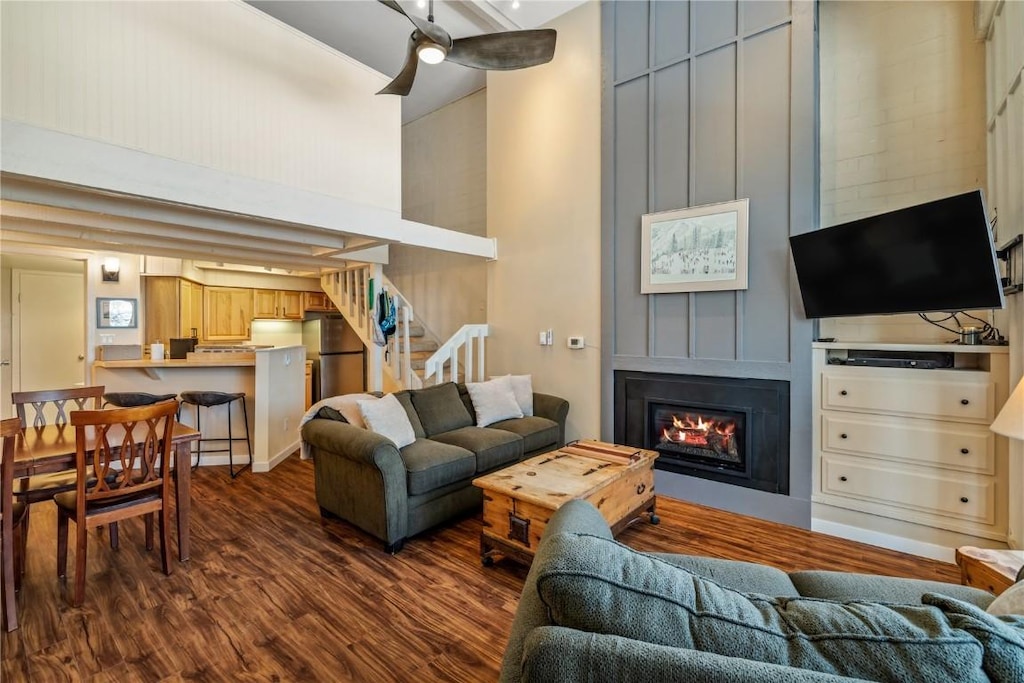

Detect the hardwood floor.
xmin=2 ymin=454 xmax=962 ymax=681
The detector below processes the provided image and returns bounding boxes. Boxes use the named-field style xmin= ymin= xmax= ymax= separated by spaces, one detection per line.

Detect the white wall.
xmin=389 ymin=89 xmax=488 ymax=342
xmin=983 ymin=0 xmax=1024 ymax=547
xmin=486 ymin=2 xmax=601 ymax=441
xmin=0 ymin=0 xmax=400 ymax=211
xmin=819 ymin=1 xmax=989 ymax=343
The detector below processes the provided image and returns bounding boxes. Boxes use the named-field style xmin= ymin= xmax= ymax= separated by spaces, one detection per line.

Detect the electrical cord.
xmin=917 ymin=312 xmax=1004 ymax=342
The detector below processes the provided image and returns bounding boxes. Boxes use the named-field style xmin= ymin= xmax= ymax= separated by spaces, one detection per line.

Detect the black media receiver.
xmin=828 ymin=350 xmax=954 ymax=370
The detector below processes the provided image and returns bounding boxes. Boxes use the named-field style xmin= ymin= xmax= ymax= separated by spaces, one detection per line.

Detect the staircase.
xmin=320 ymin=265 xmax=487 ymax=391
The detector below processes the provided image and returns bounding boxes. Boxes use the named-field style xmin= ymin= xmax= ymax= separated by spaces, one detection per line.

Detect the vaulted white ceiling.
xmin=249 ymin=0 xmax=587 ymax=123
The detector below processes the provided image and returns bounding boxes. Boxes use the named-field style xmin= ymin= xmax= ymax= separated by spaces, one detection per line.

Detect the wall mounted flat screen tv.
xmin=790 ymin=190 xmax=1004 ymax=318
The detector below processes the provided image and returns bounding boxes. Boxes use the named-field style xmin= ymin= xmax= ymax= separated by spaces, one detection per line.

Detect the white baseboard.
xmin=811 ymin=518 xmax=955 ymax=563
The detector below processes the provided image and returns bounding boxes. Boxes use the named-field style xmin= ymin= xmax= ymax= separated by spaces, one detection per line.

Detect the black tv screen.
xmin=790 ymin=190 xmax=1004 ymax=318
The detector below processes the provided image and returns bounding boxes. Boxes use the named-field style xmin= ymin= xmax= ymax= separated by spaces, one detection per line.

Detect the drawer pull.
xmin=961 ymin=399 xmax=970 ymax=405
xmin=636 ymin=483 xmax=646 ymax=495
xmin=840 ymin=433 xmax=848 ymax=439
xmin=839 ymin=390 xmax=848 ymax=396
xmin=960 ymin=448 xmax=970 ymax=455
xmin=839 ymin=476 xmax=848 ymax=482
xmin=960 ymin=497 xmax=969 ymax=503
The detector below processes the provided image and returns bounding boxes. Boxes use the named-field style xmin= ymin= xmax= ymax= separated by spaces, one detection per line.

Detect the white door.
xmin=12 ymin=270 xmax=87 ymax=399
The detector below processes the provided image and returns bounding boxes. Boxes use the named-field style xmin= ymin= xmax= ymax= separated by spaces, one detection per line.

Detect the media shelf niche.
xmin=812 ymin=342 xmax=1011 ymax=555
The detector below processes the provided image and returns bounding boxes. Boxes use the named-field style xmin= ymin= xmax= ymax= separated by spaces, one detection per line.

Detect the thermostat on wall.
xmin=567 ymin=336 xmax=585 ymax=350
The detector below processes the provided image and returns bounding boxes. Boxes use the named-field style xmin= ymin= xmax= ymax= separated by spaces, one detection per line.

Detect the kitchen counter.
xmin=91 ymin=345 xmax=305 ymax=472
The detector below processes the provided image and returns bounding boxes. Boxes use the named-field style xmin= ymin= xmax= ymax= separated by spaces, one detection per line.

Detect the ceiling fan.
xmin=377 ymin=0 xmax=557 ymax=96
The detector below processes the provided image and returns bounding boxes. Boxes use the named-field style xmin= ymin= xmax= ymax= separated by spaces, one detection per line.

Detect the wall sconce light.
xmin=101 ymin=257 xmax=121 ymax=283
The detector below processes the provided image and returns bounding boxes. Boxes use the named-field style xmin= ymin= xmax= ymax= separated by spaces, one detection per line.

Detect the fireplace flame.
xmin=661 ymin=413 xmax=736 ymax=449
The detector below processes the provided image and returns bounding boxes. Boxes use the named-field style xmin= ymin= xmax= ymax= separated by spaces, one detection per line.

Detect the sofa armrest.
xmin=532 ymin=393 xmax=569 ymax=446
xmin=499 ymin=501 xmax=613 ymax=683
xmin=301 ymin=419 xmax=410 ymax=545
xmin=520 ymin=627 xmax=868 ymax=683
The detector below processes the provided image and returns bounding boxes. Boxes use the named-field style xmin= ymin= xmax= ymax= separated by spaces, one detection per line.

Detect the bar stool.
xmin=177 ymin=391 xmax=251 ymax=478
xmin=102 ymin=392 xmax=177 ymax=408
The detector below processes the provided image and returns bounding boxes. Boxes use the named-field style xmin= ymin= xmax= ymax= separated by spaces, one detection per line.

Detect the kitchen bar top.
xmin=94 ymin=358 xmax=255 ymax=368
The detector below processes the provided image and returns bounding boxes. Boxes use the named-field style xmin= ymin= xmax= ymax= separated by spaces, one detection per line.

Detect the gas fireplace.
xmin=615 ymin=371 xmax=789 ymax=495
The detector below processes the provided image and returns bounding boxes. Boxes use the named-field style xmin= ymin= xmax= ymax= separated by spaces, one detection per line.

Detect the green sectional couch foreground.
xmin=301 ymin=382 xmax=569 ymax=553
xmin=501 ymin=500 xmax=1024 ymax=683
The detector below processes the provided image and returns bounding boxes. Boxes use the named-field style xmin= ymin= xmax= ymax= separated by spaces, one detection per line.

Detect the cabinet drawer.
xmin=821 ymin=413 xmax=995 ymax=474
xmin=821 ymin=455 xmax=995 ymax=525
xmin=821 ymin=373 xmax=994 ymax=422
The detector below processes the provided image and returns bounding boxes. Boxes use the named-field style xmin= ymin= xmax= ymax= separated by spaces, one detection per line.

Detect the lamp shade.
xmin=992 ymin=377 xmax=1024 ymax=441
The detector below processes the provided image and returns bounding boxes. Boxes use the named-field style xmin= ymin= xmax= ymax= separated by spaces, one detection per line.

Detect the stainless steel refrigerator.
xmin=303 ymin=315 xmax=365 ymax=401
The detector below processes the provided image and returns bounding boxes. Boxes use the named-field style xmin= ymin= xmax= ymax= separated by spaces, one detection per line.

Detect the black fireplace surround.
xmin=614 ymin=371 xmax=790 ymax=495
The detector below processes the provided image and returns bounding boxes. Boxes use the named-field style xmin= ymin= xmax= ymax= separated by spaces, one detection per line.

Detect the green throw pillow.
xmin=923 ymin=593 xmax=1024 ymax=682
xmin=315 ymin=406 xmax=348 ymax=423
xmin=535 ymin=533 xmax=990 ymax=683
xmin=409 ymin=382 xmax=473 ymax=436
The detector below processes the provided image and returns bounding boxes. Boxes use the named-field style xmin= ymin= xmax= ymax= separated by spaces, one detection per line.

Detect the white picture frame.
xmin=640 ymin=198 xmax=750 ymax=294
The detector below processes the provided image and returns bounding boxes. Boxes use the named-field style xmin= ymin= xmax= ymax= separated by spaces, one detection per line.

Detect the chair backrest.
xmin=70 ymin=400 xmax=177 ymax=505
xmin=1 ymin=417 xmax=20 ymax=514
xmin=12 ymin=386 xmax=105 ymax=428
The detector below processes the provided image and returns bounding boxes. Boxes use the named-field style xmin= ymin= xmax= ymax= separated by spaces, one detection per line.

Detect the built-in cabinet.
xmin=205 ymin=286 xmax=254 ymax=341
xmin=303 ymin=291 xmax=337 ymax=312
xmin=143 ymin=277 xmax=204 ymax=345
xmin=253 ymin=289 xmax=303 ymax=320
xmin=812 ymin=343 xmax=1010 ymax=547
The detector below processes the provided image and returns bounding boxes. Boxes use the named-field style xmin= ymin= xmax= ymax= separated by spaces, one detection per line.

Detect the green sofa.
xmin=500 ymin=500 xmax=1024 ymax=683
xmin=301 ymin=382 xmax=569 ymax=553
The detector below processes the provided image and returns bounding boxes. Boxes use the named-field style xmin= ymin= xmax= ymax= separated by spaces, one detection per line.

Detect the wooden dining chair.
xmin=11 ymin=386 xmax=106 ymax=556
xmin=57 ymin=400 xmax=178 ymax=607
xmin=2 ymin=417 xmax=28 ymax=631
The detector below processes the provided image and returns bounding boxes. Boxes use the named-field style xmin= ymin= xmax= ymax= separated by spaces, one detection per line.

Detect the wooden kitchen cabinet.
xmin=303 ymin=291 xmax=337 ymax=312
xmin=253 ymin=289 xmax=304 ymax=320
xmin=205 ymin=286 xmax=254 ymax=340
xmin=144 ymin=277 xmax=203 ymax=345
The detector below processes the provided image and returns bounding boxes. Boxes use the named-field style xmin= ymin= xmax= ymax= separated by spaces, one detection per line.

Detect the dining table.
xmin=13 ymin=422 xmax=201 ymax=561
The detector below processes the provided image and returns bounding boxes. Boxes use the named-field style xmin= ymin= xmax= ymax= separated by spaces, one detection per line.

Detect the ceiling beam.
xmin=448 ymin=0 xmax=521 ymax=31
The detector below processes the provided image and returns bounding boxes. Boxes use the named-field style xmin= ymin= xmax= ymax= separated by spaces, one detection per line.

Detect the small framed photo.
xmin=96 ymin=297 xmax=138 ymax=329
xmin=641 ymin=199 xmax=750 ymax=294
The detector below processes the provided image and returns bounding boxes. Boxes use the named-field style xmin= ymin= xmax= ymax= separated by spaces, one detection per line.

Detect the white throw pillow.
xmin=986 ymin=579 xmax=1024 ymax=616
xmin=357 ymin=394 xmax=416 ymax=448
xmin=467 ymin=376 xmax=524 ymax=427
xmin=491 ymin=374 xmax=534 ymax=417
xmin=333 ymin=393 xmax=378 ymax=428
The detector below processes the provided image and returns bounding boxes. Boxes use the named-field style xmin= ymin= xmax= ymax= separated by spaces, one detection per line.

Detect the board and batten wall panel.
xmin=0 ymin=0 xmax=400 ymax=211
xmin=983 ymin=0 xmax=1024 ymax=548
xmin=602 ymin=0 xmax=817 ymax=526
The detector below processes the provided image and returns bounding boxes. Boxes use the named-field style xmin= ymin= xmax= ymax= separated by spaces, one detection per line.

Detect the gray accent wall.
xmin=601 ymin=0 xmax=818 ymax=526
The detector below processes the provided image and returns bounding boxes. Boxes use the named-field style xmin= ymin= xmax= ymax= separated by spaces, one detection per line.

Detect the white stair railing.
xmin=321 ymin=266 xmax=419 ymax=391
xmin=423 ymin=324 xmax=489 ymax=386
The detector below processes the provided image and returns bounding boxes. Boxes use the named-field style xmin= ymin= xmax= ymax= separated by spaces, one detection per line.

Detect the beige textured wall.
xmin=819 ymin=0 xmax=988 ymax=343
xmin=486 ymin=2 xmax=601 ymax=442
xmin=388 ymin=90 xmax=488 ymax=342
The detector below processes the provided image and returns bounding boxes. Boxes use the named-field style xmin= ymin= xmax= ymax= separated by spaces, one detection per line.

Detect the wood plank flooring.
xmin=2 ymin=454 xmax=962 ymax=681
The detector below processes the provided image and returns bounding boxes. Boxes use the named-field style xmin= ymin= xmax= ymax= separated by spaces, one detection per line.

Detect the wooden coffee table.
xmin=473 ymin=439 xmax=659 ymax=567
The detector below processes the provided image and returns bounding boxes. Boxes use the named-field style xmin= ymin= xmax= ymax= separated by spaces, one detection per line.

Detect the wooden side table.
xmin=955 ymin=546 xmax=1024 ymax=595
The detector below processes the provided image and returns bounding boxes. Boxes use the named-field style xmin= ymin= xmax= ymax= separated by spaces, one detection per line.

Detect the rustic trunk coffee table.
xmin=473 ymin=439 xmax=659 ymax=566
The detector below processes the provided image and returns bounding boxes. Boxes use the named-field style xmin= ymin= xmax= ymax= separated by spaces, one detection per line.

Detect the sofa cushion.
xmin=988 ymin=580 xmax=1024 ymax=616
xmin=534 ymin=532 xmax=992 ymax=683
xmin=399 ymin=438 xmax=476 ymax=496
xmin=431 ymin=426 xmax=523 ymax=473
xmin=792 ymin=570 xmax=995 ymax=610
xmin=466 ymin=376 xmax=523 ymax=427
xmin=392 ymin=390 xmax=426 ymax=438
xmin=924 ymin=593 xmax=1024 ymax=682
xmin=410 ymin=383 xmax=474 ymax=437
xmin=489 ymin=416 xmax=559 ymax=454
xmin=652 ymin=553 xmax=800 ymax=598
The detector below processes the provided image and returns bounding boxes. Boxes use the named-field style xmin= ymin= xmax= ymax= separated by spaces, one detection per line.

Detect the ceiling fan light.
xmin=417 ymin=42 xmax=447 ymax=65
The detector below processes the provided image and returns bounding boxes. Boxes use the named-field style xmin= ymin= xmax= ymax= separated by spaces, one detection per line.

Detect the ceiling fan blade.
xmin=376 ymin=0 xmax=452 ymax=49
xmin=446 ymin=29 xmax=556 ymax=71
xmin=377 ymin=32 xmax=421 ymax=96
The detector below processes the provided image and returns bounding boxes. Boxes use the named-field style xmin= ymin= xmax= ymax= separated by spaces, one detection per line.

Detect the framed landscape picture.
xmin=640 ymin=198 xmax=750 ymax=294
